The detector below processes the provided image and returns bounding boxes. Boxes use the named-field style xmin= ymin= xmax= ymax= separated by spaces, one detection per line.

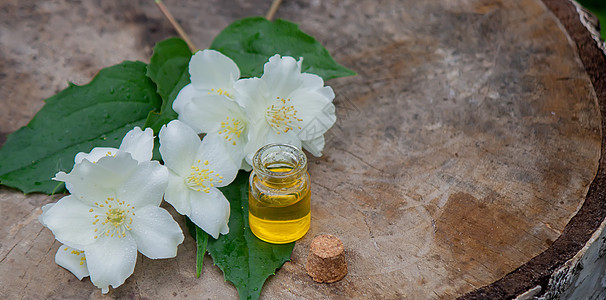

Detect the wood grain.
xmin=0 ymin=0 xmax=601 ymax=298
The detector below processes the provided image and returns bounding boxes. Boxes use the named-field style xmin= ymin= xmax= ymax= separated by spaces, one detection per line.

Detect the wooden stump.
xmin=0 ymin=0 xmax=603 ymax=299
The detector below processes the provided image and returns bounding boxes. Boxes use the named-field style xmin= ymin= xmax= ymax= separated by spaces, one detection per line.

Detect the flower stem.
xmin=265 ymin=0 xmax=282 ymax=21
xmin=154 ymin=0 xmax=197 ymax=52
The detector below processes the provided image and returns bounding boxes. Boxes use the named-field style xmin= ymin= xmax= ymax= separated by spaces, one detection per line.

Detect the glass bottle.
xmin=249 ymin=144 xmax=311 ymax=244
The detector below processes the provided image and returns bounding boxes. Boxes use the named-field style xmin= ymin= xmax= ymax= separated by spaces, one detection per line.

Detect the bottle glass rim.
xmin=252 ymin=143 xmax=307 ymax=180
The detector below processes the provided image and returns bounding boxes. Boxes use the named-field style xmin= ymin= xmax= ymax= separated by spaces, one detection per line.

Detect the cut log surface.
xmin=0 ymin=0 xmax=601 ymax=299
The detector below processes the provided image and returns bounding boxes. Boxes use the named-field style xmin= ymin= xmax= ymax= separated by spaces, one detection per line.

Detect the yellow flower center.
xmin=106 ymin=208 xmax=126 ymax=227
xmin=218 ymin=116 xmax=245 ymax=146
xmin=185 ymin=160 xmax=224 ymax=193
xmin=265 ymin=97 xmax=303 ymax=134
xmin=90 ymin=197 xmax=135 ymax=239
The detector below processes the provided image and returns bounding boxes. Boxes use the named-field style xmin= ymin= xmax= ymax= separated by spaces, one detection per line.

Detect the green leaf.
xmin=0 ymin=61 xmax=161 ymax=194
xmin=184 ymin=217 xmax=209 ymax=278
xmin=144 ymin=37 xmax=192 ymax=133
xmin=195 ymin=226 xmax=209 ymax=278
xmin=207 ymin=171 xmax=295 ymax=300
xmin=210 ymin=17 xmax=356 ymax=81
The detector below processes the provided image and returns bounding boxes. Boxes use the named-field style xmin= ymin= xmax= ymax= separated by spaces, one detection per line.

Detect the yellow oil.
xmin=248 ymin=167 xmax=311 ymax=244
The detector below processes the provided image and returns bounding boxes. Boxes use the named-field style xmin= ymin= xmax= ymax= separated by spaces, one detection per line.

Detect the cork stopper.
xmin=305 ymin=234 xmax=348 ymax=283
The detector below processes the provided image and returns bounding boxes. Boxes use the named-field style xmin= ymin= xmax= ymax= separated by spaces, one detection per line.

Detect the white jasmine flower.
xmin=74 ymin=126 xmax=154 ymax=164
xmin=159 ymin=120 xmax=239 ymax=239
xmin=173 ymin=49 xmax=249 ymax=167
xmin=234 ymin=54 xmax=336 ymax=161
xmin=40 ymin=151 xmax=184 ymax=294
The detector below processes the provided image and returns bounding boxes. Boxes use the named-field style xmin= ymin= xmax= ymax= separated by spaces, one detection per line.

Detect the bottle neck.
xmin=252 ymin=144 xmax=307 ymax=184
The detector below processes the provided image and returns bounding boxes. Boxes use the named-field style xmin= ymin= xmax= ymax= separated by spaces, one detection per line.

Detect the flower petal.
xmin=203 ymin=133 xmax=246 ymax=171
xmin=74 ymin=147 xmax=117 ymax=164
xmin=94 ymin=151 xmax=140 ymax=177
xmin=302 ymin=135 xmax=325 ymax=157
xmin=189 ymin=49 xmax=240 ymax=92
xmin=38 ymin=203 xmax=55 ymax=227
xmin=300 ymin=72 xmax=325 ymax=89
xmin=85 ymin=234 xmax=137 ymax=294
xmin=243 ymin=124 xmax=272 ymax=164
xmin=234 ymin=77 xmax=269 ymax=121
xmin=316 ymin=85 xmax=336 ymax=100
xmin=129 ymin=206 xmax=184 ymax=259
xmin=188 ymin=189 xmax=230 ymax=239
xmin=159 ymin=120 xmax=200 ymax=175
xmin=261 ymin=55 xmax=305 ymax=97
xmin=240 ymin=159 xmax=252 ymax=172
xmin=173 ymin=84 xmax=198 ymax=119
xmin=179 ymin=94 xmax=244 ymax=135
xmin=55 ymin=153 xmax=138 ymax=205
xmin=55 ymin=245 xmax=89 ymax=280
xmin=196 ymin=134 xmax=239 ymax=188
xmin=117 ymin=160 xmax=168 ymax=208
xmin=118 ymin=127 xmax=154 ymax=162
xmin=290 ymin=93 xmax=336 ymax=140
xmin=41 ymin=195 xmax=97 ymax=249
xmin=267 ymin=129 xmax=302 ymax=148
xmin=53 ymin=161 xmax=113 ymax=205
xmin=244 ymin=122 xmax=303 ymax=163
xmin=164 ymin=171 xmax=192 ymax=216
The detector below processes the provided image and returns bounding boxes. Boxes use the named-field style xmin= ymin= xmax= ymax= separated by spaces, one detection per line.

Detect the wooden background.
xmin=0 ymin=0 xmax=603 ymax=298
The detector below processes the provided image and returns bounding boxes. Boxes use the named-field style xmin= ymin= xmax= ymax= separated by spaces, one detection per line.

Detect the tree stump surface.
xmin=0 ymin=0 xmax=603 ymax=299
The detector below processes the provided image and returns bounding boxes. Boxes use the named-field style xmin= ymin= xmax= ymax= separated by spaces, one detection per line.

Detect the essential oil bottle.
xmin=249 ymin=144 xmax=311 ymax=244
